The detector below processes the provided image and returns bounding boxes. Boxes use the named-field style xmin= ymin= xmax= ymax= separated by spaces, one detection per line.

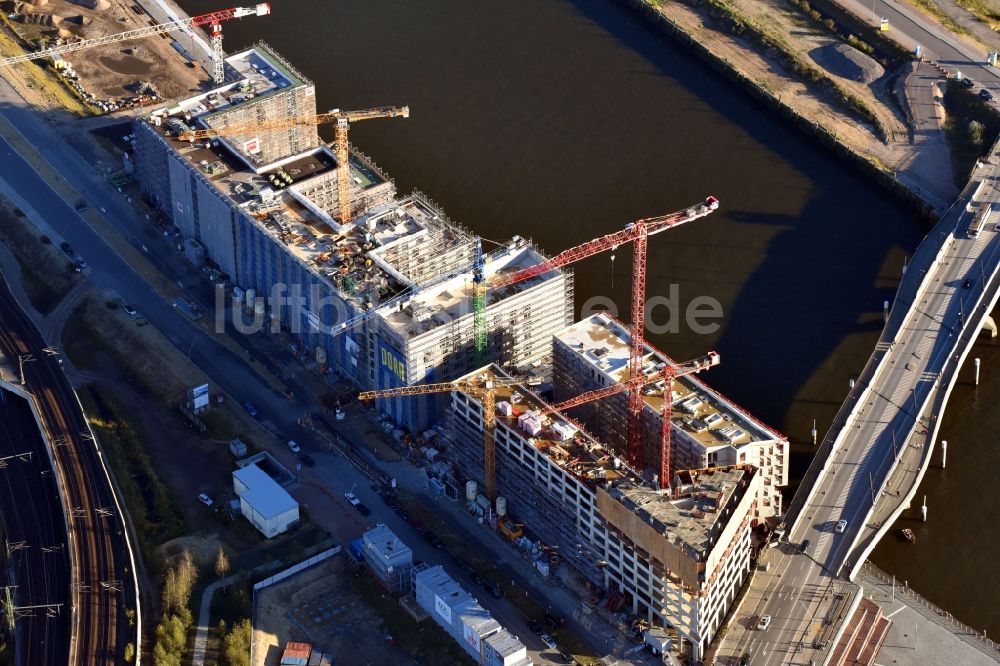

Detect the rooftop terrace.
xmin=556 ymin=314 xmax=784 ymax=449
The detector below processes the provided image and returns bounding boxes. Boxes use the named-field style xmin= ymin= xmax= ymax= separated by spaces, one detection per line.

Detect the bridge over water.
xmin=716 ymin=146 xmax=1000 ymax=665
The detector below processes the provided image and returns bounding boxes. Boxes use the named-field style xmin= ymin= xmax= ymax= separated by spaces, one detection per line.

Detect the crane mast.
xmin=176 ymin=105 xmax=409 ymax=223
xmin=491 ymin=196 xmax=720 ymax=468
xmin=0 ymin=4 xmax=271 ymax=85
xmin=540 ymin=350 xmax=720 ymax=489
xmin=473 ymin=238 xmax=487 ymax=365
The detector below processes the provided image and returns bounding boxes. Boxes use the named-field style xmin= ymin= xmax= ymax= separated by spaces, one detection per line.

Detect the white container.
xmin=496 ymin=496 xmax=507 ymax=517
xmin=466 ymin=480 xmax=478 ymax=502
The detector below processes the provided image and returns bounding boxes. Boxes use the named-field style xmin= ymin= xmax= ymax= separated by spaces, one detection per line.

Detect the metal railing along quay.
xmin=858 ymin=563 xmax=1000 ymax=659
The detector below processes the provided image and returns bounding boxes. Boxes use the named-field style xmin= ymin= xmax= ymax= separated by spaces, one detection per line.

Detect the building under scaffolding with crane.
xmin=553 ymin=314 xmax=789 ymax=521
xmin=130 ymin=43 xmax=571 ymax=429
xmin=442 ymin=365 xmax=761 ymax=662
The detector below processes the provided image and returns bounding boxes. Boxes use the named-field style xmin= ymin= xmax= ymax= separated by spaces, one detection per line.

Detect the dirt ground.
xmin=253 ymin=556 xmax=418 ymax=666
xmin=647 ymin=0 xmax=919 ymax=176
xmin=3 ymin=0 xmax=208 ymax=101
xmin=0 ymin=194 xmax=79 ymax=313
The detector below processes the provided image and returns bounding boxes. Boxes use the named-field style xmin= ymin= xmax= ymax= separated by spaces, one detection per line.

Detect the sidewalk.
xmin=856 ymin=564 xmax=1000 ymax=664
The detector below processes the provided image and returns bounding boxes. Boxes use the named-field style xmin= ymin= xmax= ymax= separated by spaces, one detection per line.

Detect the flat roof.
xmin=607 ymin=466 xmax=753 ymax=556
xmin=376 ymin=241 xmax=561 ymax=338
xmin=484 ymin=629 xmax=527 ymax=658
xmin=233 ymin=464 xmax=298 ymax=519
xmin=456 ymin=365 xmax=758 ymax=557
xmin=556 ymin=314 xmax=784 ymax=449
xmin=456 ymin=365 xmax=636 ymax=486
xmin=144 ymin=48 xmax=474 ymax=311
xmin=362 ymin=525 xmax=412 ymax=562
xmin=415 ymin=565 xmax=474 ymax=610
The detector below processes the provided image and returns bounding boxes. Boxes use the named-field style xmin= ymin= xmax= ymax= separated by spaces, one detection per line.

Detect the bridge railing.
xmin=847 ymin=230 xmax=1000 ymax=574
xmin=859 ymin=563 xmax=999 ymax=658
xmin=782 ymin=188 xmax=969 ymax=536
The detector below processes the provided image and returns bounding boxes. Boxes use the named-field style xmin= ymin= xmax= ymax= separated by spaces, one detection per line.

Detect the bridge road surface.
xmin=717 ymin=174 xmax=1000 ymax=664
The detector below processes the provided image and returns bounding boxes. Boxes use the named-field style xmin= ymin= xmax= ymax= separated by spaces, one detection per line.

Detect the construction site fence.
xmin=859 ymin=562 xmax=1000 ymax=658
xmin=252 ymin=545 xmax=341 ymax=593
xmin=249 ymin=544 xmax=342 ymax=666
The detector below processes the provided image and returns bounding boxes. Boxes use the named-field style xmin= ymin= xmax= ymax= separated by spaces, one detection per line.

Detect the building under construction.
xmin=552 ymin=314 xmax=788 ymax=521
xmin=130 ymin=43 xmax=571 ymax=429
xmin=444 ymin=365 xmax=761 ymax=661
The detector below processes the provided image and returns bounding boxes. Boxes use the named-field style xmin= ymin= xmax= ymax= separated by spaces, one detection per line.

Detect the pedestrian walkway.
xmin=856 ymin=563 xmax=1000 ymax=664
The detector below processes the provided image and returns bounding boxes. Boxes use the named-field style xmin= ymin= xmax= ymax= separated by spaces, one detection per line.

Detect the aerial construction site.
xmin=0 ymin=3 xmax=797 ymax=665
xmin=120 ymin=32 xmax=791 ymax=661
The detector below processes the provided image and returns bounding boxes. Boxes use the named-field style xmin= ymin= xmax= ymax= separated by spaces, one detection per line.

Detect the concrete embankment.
xmin=617 ymin=0 xmax=938 ymax=220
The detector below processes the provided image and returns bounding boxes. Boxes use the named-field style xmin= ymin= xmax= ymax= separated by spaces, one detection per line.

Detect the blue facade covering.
xmin=233 ymin=212 xmax=364 ymax=379
xmin=375 ymin=336 xmax=438 ymax=431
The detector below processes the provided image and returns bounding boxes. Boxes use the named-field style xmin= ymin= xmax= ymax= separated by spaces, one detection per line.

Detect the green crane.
xmin=473 ymin=238 xmax=487 ymax=365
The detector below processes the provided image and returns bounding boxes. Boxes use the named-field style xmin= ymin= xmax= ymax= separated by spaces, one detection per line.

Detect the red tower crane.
xmin=538 ymin=350 xmax=720 ymax=489
xmin=494 ymin=196 xmax=720 ymax=469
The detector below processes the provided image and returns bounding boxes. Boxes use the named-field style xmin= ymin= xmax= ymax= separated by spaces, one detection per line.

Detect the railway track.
xmin=0 ymin=275 xmax=138 ymax=664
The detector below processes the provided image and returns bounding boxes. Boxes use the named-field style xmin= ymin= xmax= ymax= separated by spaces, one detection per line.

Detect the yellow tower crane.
xmin=357 ymin=351 xmax=718 ymax=502
xmin=177 ymin=105 xmax=409 ymax=223
xmin=358 ymin=374 xmax=526 ymax=501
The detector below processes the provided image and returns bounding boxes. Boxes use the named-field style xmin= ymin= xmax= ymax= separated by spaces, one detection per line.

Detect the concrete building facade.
xmin=446 ymin=366 xmax=761 ymax=661
xmin=552 ymin=314 xmax=788 ymax=521
xmin=130 ymin=44 xmax=571 ymax=431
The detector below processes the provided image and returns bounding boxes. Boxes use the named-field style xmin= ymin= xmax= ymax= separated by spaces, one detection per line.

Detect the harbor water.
xmin=180 ymin=0 xmax=999 ymax=636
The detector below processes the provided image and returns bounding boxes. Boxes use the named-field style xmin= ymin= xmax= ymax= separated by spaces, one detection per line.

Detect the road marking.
xmin=885 ymin=606 xmax=906 ymax=619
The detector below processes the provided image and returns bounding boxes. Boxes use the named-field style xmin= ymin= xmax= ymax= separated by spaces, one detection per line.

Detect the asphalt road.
xmin=0 ymin=385 xmax=70 ymax=666
xmin=837 ymin=0 xmax=1000 ymax=88
xmin=0 ymin=91 xmax=624 ymax=664
xmin=718 ymin=179 xmax=1000 ymax=664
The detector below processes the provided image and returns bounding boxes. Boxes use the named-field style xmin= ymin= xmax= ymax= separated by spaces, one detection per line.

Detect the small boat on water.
xmin=901 ymin=528 xmax=916 ymax=543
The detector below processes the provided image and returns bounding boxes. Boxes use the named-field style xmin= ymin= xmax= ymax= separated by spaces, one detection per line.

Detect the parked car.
xmin=427 ymin=534 xmax=443 ymax=549
xmin=835 ymin=519 xmax=848 ymax=534
xmin=527 ymin=620 xmax=542 ymax=634
xmin=122 ymin=304 xmax=138 ymax=317
xmin=740 ymin=653 xmax=751 ymax=665
xmin=356 ymin=503 xmax=371 ymax=516
xmin=963 ymin=278 xmax=973 ymax=289
xmin=981 ymin=88 xmax=995 ymax=101
xmin=962 ymin=77 xmax=976 ymax=88
xmin=73 ymin=201 xmax=86 ymax=212
xmin=287 ymin=440 xmax=301 ymax=453
xmin=59 ymin=241 xmax=74 ymax=256
xmin=489 ymin=581 xmax=503 ymax=599
xmin=757 ymin=614 xmax=772 ymax=630
xmin=74 ymin=256 xmax=87 ymax=270
xmin=298 ymin=452 xmax=315 ymax=467
xmin=540 ymin=633 xmax=557 ymax=650
xmin=197 ymin=493 xmax=214 ymax=507
xmin=344 ymin=491 xmax=360 ymax=506
xmin=243 ymin=401 xmax=258 ymax=417
xmin=544 ymin=612 xmax=564 ymax=629
xmin=799 ymin=539 xmax=811 ymax=554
